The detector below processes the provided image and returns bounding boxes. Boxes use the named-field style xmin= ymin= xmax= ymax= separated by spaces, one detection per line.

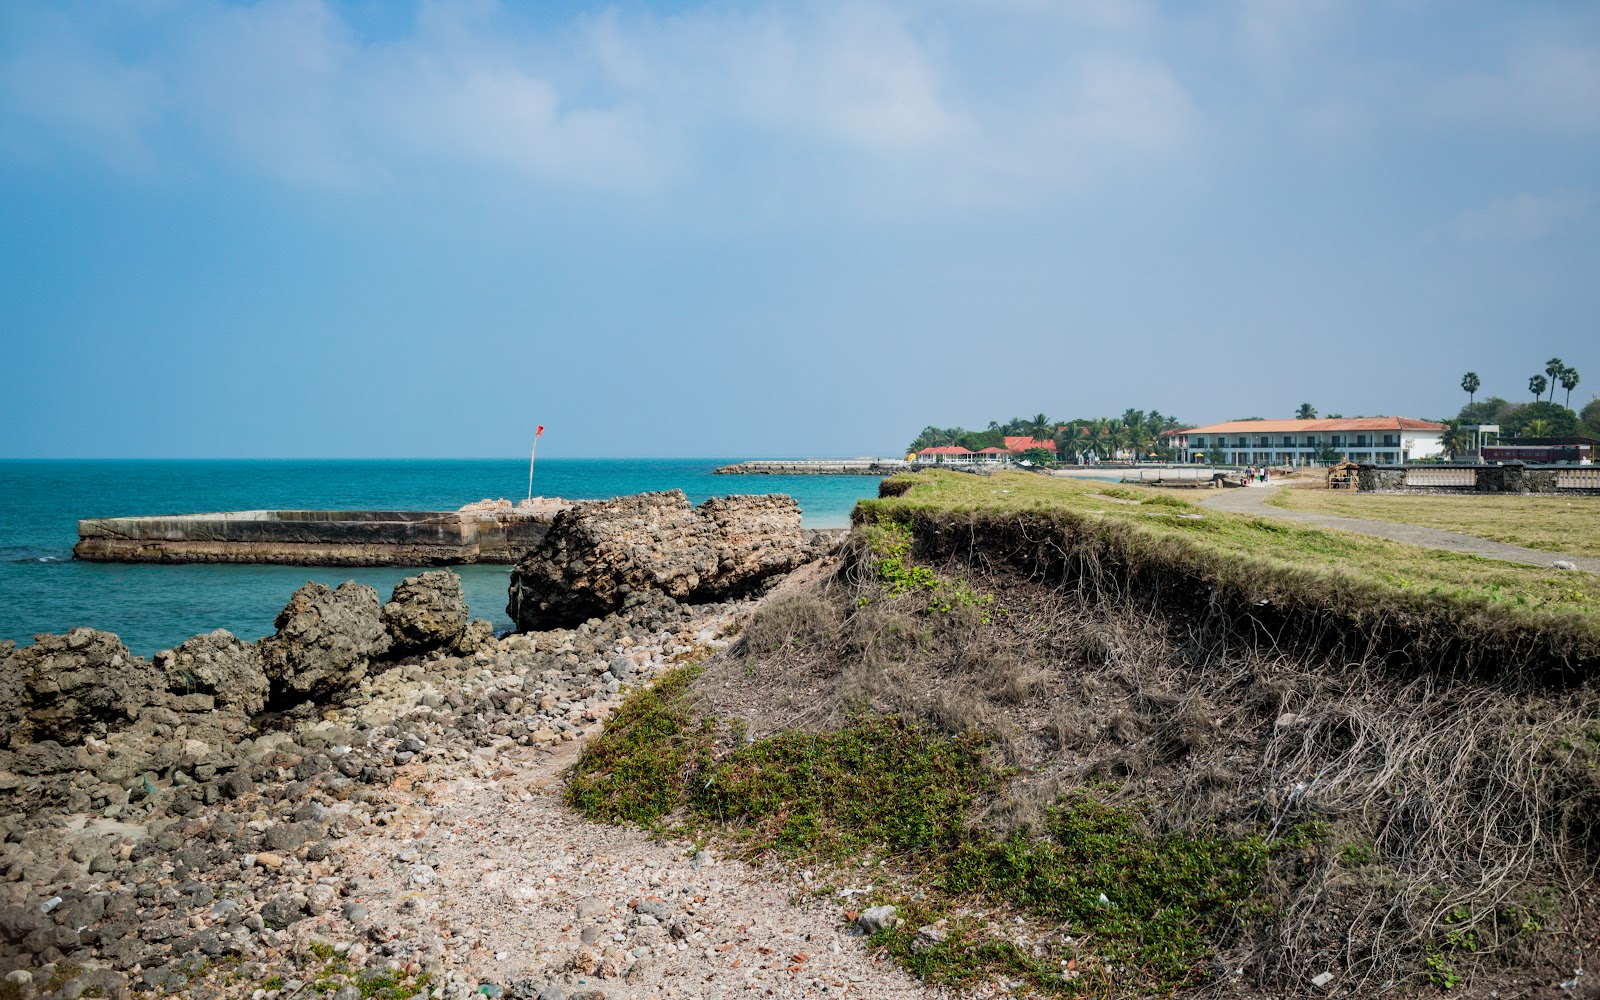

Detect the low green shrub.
xmin=565 ymin=665 xmax=715 ymax=826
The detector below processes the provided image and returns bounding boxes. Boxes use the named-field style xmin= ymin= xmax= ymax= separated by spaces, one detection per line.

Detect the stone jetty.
xmin=74 ymin=499 xmax=572 ymax=566
xmin=713 ymin=459 xmax=910 ymax=475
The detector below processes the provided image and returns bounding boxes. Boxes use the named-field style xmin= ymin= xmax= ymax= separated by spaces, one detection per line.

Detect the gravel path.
xmin=332 ymin=730 xmax=940 ymax=1000
xmin=1197 ymin=486 xmax=1600 ymax=573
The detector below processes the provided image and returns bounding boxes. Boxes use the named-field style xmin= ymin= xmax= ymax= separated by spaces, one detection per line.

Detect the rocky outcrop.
xmin=508 ymin=491 xmax=808 ymax=630
xmin=259 ymin=581 xmax=391 ymax=701
xmin=382 ymin=571 xmax=470 ymax=658
xmin=0 ymin=629 xmax=164 ymax=748
xmin=697 ymin=495 xmax=812 ymax=595
xmin=155 ymin=629 xmax=271 ymax=716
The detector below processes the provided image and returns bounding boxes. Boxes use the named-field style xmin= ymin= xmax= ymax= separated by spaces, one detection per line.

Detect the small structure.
xmin=1482 ymin=436 xmax=1596 ymax=465
xmin=914 ymin=446 xmax=975 ymax=465
xmin=1326 ymin=461 xmax=1360 ymax=490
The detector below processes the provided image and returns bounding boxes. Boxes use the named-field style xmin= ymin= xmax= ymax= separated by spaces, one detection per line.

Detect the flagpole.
xmin=527 ymin=434 xmax=538 ymax=503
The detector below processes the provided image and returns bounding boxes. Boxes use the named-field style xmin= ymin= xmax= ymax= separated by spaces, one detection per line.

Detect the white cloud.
xmin=1450 ymin=190 xmax=1593 ymax=241
xmin=0 ymin=0 xmax=1591 ymax=208
xmin=1425 ymin=43 xmax=1600 ymax=135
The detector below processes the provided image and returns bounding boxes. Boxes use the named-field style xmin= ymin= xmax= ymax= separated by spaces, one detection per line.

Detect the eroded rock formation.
xmin=507 ymin=490 xmax=807 ymax=630
xmin=155 ymin=629 xmax=271 ymax=716
xmin=382 ymin=570 xmax=471 ymax=658
xmin=1 ymin=629 xmax=164 ymax=748
xmin=258 ymin=581 xmax=391 ymax=701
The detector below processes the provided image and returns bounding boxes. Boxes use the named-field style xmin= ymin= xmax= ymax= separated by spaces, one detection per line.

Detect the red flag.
xmin=536 ymin=425 xmax=544 ymax=436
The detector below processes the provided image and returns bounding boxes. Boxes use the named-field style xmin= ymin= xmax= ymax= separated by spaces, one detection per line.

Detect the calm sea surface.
xmin=0 ymin=459 xmax=879 ymax=656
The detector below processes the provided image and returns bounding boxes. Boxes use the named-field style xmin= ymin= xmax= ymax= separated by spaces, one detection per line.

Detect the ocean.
xmin=0 ymin=459 xmax=880 ymax=657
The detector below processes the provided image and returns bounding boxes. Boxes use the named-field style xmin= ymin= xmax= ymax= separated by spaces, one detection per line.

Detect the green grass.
xmin=860 ymin=470 xmax=1600 ymax=664
xmin=569 ymin=674 xmax=1316 ymax=996
xmin=565 ymin=664 xmax=716 ymax=826
xmin=700 ymin=716 xmax=992 ymax=856
xmin=1267 ymin=488 xmax=1600 ymax=559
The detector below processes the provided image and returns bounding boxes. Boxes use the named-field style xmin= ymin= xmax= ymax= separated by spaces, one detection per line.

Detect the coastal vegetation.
xmin=570 ymin=469 xmax=1600 ymax=996
xmin=1453 ymin=358 xmax=1598 ymax=440
xmin=908 ymin=410 xmax=1186 ymax=463
xmin=1266 ymin=489 xmax=1600 ymax=559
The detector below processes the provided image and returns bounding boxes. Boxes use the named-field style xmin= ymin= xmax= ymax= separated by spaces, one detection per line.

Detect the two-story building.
xmin=1164 ymin=417 xmax=1446 ymax=466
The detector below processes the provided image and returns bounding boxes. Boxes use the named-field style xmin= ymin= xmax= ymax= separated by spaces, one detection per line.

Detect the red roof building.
xmin=914 ymin=446 xmax=975 ymax=464
xmin=1164 ymin=417 xmax=1446 ymax=466
xmin=1003 ymin=436 xmax=1057 ymax=453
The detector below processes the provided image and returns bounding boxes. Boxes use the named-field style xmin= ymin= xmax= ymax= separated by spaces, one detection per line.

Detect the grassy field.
xmin=862 ymin=470 xmax=1600 ymax=655
xmin=1267 ymin=487 xmax=1600 ymax=558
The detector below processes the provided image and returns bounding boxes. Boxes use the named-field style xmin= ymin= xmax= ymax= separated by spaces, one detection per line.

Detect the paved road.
xmin=1196 ymin=485 xmax=1600 ymax=574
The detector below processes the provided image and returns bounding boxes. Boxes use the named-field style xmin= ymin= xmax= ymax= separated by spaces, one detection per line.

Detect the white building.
xmin=1164 ymin=417 xmax=1446 ymax=466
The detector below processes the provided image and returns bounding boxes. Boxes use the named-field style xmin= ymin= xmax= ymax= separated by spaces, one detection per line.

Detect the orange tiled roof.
xmin=1164 ymin=417 xmax=1444 ymax=436
xmin=1003 ymin=436 xmax=1056 ymax=452
xmin=917 ymin=446 xmax=973 ymax=455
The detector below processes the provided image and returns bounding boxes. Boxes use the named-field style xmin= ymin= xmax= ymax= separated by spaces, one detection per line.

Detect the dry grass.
xmin=694 ymin=536 xmax=1600 ymax=995
xmin=1267 ymin=488 xmax=1600 ymax=559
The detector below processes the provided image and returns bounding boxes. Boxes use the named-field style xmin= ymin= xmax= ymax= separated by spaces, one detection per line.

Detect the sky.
xmin=0 ymin=0 xmax=1596 ymax=459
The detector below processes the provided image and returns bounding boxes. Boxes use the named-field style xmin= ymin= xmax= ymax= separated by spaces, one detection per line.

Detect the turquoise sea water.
xmin=0 ymin=459 xmax=879 ymax=656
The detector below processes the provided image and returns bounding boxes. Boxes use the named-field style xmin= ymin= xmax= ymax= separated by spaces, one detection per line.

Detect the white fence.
xmin=1556 ymin=468 xmax=1600 ymax=490
xmin=1405 ymin=467 xmax=1476 ymax=488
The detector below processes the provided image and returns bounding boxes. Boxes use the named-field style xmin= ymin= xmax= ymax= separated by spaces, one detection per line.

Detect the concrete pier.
xmin=75 ymin=501 xmax=572 ymax=566
xmin=714 ymin=459 xmax=911 ymax=475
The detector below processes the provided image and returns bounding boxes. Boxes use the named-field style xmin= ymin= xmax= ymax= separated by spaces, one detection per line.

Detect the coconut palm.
xmin=1544 ymin=358 xmax=1566 ymax=402
xmin=1128 ymin=423 xmax=1158 ymax=463
xmin=1026 ymin=413 xmax=1054 ymax=445
xmin=1084 ymin=418 xmax=1112 ymax=461
xmin=1524 ymin=418 xmax=1555 ymax=438
xmin=1296 ymin=402 xmax=1317 ymax=420
xmin=1460 ymin=372 xmax=1480 ymax=407
xmin=1530 ymin=374 xmax=1548 ymax=402
xmin=1439 ymin=420 xmax=1473 ymax=459
xmin=1560 ymin=366 xmax=1580 ymax=407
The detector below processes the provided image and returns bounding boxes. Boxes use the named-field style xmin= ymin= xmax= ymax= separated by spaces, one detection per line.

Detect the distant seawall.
xmin=74 ymin=507 xmax=565 ymax=566
xmin=715 ymin=459 xmax=912 ymax=476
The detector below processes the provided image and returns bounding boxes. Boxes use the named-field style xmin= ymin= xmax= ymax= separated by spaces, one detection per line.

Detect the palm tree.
xmin=1106 ymin=422 xmax=1133 ymax=462
xmin=1049 ymin=425 xmax=1075 ymax=464
xmin=1295 ymin=402 xmax=1317 ymax=420
xmin=1128 ymin=423 xmax=1157 ymax=463
xmin=1530 ymin=374 xmax=1548 ymax=402
xmin=1524 ymin=418 xmax=1555 ymax=438
xmin=1027 ymin=413 xmax=1053 ymax=444
xmin=1439 ymin=420 xmax=1472 ymax=459
xmin=1560 ymin=366 xmax=1580 ymax=407
xmin=1083 ymin=418 xmax=1111 ymax=462
xmin=1544 ymin=358 xmax=1565 ymax=402
xmin=1460 ymin=372 xmax=1480 ymax=407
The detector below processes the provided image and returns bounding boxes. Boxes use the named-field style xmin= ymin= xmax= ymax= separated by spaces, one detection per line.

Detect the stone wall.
xmin=1356 ymin=463 xmax=1600 ymax=496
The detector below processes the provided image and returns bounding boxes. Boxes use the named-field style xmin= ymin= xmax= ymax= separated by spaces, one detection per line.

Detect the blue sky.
xmin=1 ymin=0 xmax=1596 ymax=458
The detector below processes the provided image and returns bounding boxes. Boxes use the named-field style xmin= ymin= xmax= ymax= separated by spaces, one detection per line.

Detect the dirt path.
xmin=332 ymin=732 xmax=943 ymax=1000
xmin=1197 ymin=486 xmax=1600 ymax=573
